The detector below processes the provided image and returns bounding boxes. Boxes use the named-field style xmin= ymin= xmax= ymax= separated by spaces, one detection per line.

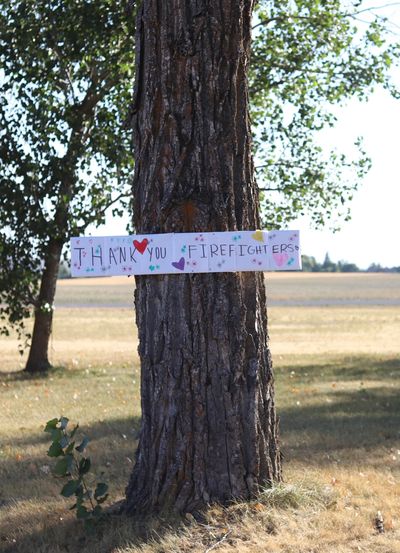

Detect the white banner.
xmin=70 ymin=230 xmax=301 ymax=277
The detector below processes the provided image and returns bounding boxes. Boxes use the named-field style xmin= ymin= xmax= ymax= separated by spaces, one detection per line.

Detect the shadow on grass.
xmin=0 ymin=368 xmax=60 ymax=382
xmin=0 ymin=411 xmax=185 ymax=553
xmin=0 ymin=415 xmax=142 ymax=450
xmin=0 ymin=416 xmax=141 ymax=509
xmin=279 ymin=386 xmax=400 ymax=466
xmin=0 ymin=364 xmax=120 ymax=383
xmin=0 ymin=365 xmax=90 ymax=384
xmin=275 ymin=355 xmax=400 ymax=466
xmin=277 ymin=355 xmax=400 ymax=382
xmin=1 ymin=354 xmax=400 ymax=551
xmin=0 ymin=418 xmax=189 ymax=553
xmin=0 ymin=505 xmax=187 ymax=553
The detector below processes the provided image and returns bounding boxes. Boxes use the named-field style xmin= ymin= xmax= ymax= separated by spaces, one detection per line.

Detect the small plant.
xmin=44 ymin=417 xmax=109 ymax=528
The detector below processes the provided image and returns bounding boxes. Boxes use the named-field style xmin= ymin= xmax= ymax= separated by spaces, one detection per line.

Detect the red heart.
xmin=133 ymin=238 xmax=149 ymax=254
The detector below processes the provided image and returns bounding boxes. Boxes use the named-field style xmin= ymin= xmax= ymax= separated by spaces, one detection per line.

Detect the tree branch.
xmin=76 ymin=74 xmax=120 ymax=120
xmin=255 ymin=162 xmax=309 ymax=170
xmin=75 ymin=191 xmax=130 ymax=234
xmin=204 ymin=530 xmax=232 ymax=553
xmin=351 ymin=2 xmax=400 ymax=16
xmin=252 ymin=15 xmax=323 ymax=30
xmin=46 ymin=32 xmax=77 ymax=103
xmin=252 ymin=3 xmax=400 ymax=30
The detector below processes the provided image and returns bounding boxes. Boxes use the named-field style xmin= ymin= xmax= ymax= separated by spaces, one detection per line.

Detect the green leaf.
xmin=75 ymin=484 xmax=84 ymax=499
xmin=76 ymin=505 xmax=90 ymax=520
xmin=75 ymin=437 xmax=90 ymax=453
xmin=94 ymin=482 xmax=108 ymax=500
xmin=54 ymin=454 xmax=73 ymax=477
xmin=78 ymin=457 xmax=91 ymax=476
xmin=44 ymin=418 xmax=59 ymax=433
xmin=47 ymin=441 xmax=64 ymax=458
xmin=48 ymin=428 xmax=63 ymax=442
xmin=61 ymin=480 xmax=79 ymax=498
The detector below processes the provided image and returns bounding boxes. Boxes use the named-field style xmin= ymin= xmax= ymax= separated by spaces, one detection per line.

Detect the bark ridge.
xmin=125 ymin=0 xmax=281 ymax=514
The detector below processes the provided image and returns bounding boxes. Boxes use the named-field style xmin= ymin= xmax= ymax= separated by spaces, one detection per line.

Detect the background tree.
xmin=251 ymin=0 xmax=399 ymax=229
xmin=301 ymin=254 xmax=321 ymax=272
xmin=124 ymin=0 xmax=281 ymax=514
xmin=338 ymin=261 xmax=359 ymax=273
xmin=322 ymin=252 xmax=337 ymax=272
xmin=0 ymin=0 xmax=135 ymax=372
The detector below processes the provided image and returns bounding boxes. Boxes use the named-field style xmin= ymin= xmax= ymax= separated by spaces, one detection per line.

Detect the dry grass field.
xmin=0 ymin=273 xmax=399 ymax=552
xmin=53 ymin=273 xmax=400 ymax=308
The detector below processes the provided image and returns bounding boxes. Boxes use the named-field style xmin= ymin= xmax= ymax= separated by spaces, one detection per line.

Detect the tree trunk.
xmin=25 ymin=240 xmax=62 ymax=373
xmin=124 ymin=0 xmax=281 ymax=515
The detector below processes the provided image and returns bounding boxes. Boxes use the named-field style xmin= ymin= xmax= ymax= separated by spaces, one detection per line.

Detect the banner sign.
xmin=70 ymin=230 xmax=301 ymax=277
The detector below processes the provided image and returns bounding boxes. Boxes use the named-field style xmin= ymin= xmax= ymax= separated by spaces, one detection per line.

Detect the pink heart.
xmin=273 ymin=252 xmax=289 ymax=267
xmin=172 ymin=257 xmax=185 ymax=271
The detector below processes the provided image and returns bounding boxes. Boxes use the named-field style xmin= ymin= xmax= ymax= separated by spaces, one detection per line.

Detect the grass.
xmin=0 ymin=273 xmax=399 ymax=552
xmin=0 ymin=308 xmax=138 ymax=372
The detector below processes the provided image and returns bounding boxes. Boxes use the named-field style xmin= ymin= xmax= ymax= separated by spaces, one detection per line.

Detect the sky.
xmin=293 ymin=86 xmax=400 ymax=269
xmin=293 ymin=1 xmax=400 ymax=269
xmin=91 ymin=1 xmax=400 ymax=270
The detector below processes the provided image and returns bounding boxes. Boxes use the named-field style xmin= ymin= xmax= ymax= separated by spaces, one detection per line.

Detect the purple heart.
xmin=172 ymin=257 xmax=185 ymax=271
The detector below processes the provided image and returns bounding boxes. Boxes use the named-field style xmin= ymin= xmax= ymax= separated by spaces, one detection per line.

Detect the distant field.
xmin=264 ymin=272 xmax=400 ymax=305
xmin=1 ymin=273 xmax=399 ymax=372
xmin=1 ymin=273 xmax=400 ymax=552
xmin=55 ymin=272 xmax=400 ymax=307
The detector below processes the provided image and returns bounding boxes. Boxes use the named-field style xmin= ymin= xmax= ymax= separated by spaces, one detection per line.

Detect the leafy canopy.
xmin=251 ymin=0 xmax=399 ymax=228
xmin=0 ymin=0 xmax=135 ymax=340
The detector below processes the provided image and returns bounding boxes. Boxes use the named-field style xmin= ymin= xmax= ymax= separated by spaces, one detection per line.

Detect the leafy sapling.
xmin=44 ymin=417 xmax=109 ymax=527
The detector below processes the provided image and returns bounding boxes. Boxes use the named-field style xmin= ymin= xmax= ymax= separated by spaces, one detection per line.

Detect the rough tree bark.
xmin=124 ymin=0 xmax=281 ymax=514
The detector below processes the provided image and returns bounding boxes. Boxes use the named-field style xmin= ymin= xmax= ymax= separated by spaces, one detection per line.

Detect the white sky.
xmin=293 ymin=87 xmax=400 ymax=269
xmin=293 ymin=1 xmax=400 ymax=269
xmin=92 ymin=1 xmax=400 ymax=270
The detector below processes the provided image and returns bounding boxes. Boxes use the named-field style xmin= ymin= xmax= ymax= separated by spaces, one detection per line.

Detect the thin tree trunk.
xmin=124 ymin=0 xmax=281 ymax=515
xmin=24 ymin=240 xmax=62 ymax=373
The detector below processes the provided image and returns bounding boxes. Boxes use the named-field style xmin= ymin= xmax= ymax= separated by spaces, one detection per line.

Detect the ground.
xmin=0 ymin=273 xmax=399 ymax=552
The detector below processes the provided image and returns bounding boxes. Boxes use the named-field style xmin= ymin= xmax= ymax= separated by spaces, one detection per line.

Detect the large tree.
xmin=1 ymin=0 xmax=397 ymax=372
xmin=0 ymin=0 xmax=134 ymax=372
xmin=123 ymin=0 xmax=400 ymax=516
xmin=123 ymin=0 xmax=281 ymax=514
